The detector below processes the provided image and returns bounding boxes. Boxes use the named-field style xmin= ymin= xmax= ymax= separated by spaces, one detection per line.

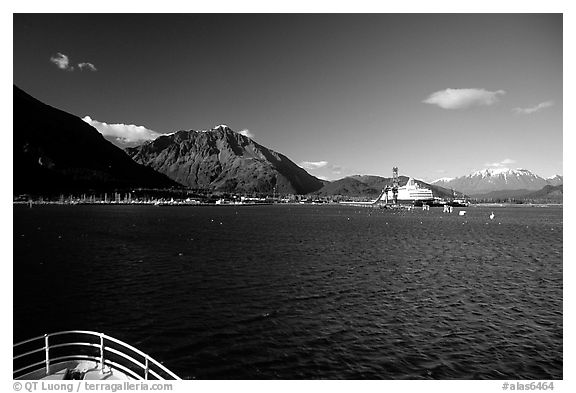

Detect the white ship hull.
xmin=385 ymin=178 xmax=434 ymax=202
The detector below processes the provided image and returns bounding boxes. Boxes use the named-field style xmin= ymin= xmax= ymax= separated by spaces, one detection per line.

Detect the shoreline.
xmin=13 ymin=200 xmax=563 ymax=208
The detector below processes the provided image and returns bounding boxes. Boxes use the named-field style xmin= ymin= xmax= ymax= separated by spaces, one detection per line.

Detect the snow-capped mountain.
xmin=432 ymin=168 xmax=562 ymax=196
xmin=546 ymin=174 xmax=564 ymax=187
xmin=433 ymin=177 xmax=455 ymax=183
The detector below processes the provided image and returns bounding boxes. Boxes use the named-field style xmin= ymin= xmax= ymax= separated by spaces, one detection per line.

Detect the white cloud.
xmin=423 ymin=88 xmax=506 ymax=110
xmin=50 ymin=53 xmax=73 ymax=71
xmin=49 ymin=53 xmax=98 ymax=72
xmin=78 ymin=62 xmax=97 ymax=72
xmin=299 ymin=161 xmax=329 ymax=170
xmin=513 ymin=101 xmax=554 ymax=115
xmin=82 ymin=116 xmax=162 ymax=143
xmin=485 ymin=158 xmax=516 ymax=168
xmin=238 ymin=129 xmax=254 ymax=138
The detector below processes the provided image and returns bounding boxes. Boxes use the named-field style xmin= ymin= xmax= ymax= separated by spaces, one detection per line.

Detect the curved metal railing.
xmin=13 ymin=330 xmax=180 ymax=380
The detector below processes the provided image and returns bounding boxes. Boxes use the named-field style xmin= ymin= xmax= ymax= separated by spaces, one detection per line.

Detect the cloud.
xmin=299 ymin=161 xmax=329 ymax=170
xmin=82 ymin=116 xmax=162 ymax=144
xmin=423 ymin=88 xmax=506 ymax=109
xmin=78 ymin=62 xmax=97 ymax=72
xmin=513 ymin=101 xmax=554 ymax=115
xmin=238 ymin=129 xmax=254 ymax=138
xmin=50 ymin=53 xmax=98 ymax=72
xmin=50 ymin=53 xmax=73 ymax=71
xmin=485 ymin=158 xmax=516 ymax=168
xmin=331 ymin=165 xmax=343 ymax=175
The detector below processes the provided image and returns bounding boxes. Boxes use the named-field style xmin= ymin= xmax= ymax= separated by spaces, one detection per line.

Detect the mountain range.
xmin=13 ymin=86 xmax=562 ymax=201
xmin=432 ymin=168 xmax=563 ymax=196
xmin=126 ymin=126 xmax=325 ymax=194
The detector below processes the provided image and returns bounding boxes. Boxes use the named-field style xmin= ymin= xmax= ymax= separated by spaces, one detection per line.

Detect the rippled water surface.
xmin=13 ymin=204 xmax=562 ymax=379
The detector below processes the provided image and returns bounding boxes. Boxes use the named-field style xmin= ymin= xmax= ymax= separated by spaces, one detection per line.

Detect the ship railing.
xmin=13 ymin=330 xmax=180 ymax=380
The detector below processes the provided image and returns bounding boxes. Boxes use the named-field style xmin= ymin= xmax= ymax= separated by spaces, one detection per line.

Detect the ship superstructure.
xmin=388 ymin=177 xmax=434 ymax=202
xmin=373 ymin=168 xmax=434 ymax=204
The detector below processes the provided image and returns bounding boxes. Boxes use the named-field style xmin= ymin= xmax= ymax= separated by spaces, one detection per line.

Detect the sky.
xmin=13 ymin=13 xmax=563 ymax=181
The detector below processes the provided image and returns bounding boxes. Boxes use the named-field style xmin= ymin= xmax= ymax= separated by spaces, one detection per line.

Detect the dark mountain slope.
xmin=524 ymin=184 xmax=563 ymax=200
xmin=13 ymin=86 xmax=179 ymax=194
xmin=312 ymin=177 xmax=379 ymax=197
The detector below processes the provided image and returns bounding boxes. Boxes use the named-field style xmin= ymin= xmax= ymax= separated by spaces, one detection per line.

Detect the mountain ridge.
xmin=126 ymin=125 xmax=324 ymax=194
xmin=432 ymin=168 xmax=562 ymax=195
xmin=13 ymin=86 xmax=180 ymax=194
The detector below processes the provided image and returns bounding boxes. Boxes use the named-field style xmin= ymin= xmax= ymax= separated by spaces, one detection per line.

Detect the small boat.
xmin=13 ymin=330 xmax=180 ymax=380
xmin=448 ymin=198 xmax=469 ymax=207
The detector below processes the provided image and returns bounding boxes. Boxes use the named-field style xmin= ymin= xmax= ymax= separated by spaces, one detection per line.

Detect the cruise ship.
xmin=383 ymin=177 xmax=434 ymax=203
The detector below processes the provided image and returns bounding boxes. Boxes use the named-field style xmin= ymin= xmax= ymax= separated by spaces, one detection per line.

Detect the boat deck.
xmin=14 ymin=331 xmax=180 ymax=380
xmin=18 ymin=360 xmax=131 ymax=380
